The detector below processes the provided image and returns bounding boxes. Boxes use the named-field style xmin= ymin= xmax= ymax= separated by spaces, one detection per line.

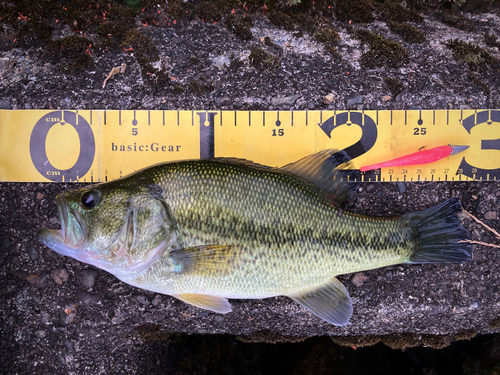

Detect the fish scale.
xmin=140 ymin=160 xmax=415 ymax=297
xmin=38 ymin=150 xmax=473 ymax=325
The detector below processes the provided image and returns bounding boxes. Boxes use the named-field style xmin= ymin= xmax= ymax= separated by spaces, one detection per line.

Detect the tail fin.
xmin=403 ymin=197 xmax=472 ymax=263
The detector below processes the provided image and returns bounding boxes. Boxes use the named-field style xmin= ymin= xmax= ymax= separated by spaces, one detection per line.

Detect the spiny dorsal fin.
xmin=212 ymin=158 xmax=272 ymax=169
xmin=280 ymin=150 xmax=360 ymax=206
xmin=170 ymin=244 xmax=243 ymax=276
xmin=289 ymin=277 xmax=353 ymax=326
xmin=174 ymin=294 xmax=232 ymax=314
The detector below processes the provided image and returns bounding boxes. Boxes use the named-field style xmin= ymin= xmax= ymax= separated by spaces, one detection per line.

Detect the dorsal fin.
xmin=212 ymin=158 xmax=272 ymax=169
xmin=280 ymin=150 xmax=360 ymax=206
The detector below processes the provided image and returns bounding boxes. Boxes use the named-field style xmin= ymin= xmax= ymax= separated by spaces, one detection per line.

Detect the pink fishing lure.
xmin=360 ymin=145 xmax=469 ymax=172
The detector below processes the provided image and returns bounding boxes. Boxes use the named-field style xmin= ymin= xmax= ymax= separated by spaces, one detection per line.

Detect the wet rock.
xmin=323 ymin=93 xmax=335 ymax=104
xmin=134 ymin=295 xmax=149 ymax=305
xmin=112 ymin=316 xmax=126 ymax=325
xmin=75 ymin=270 xmax=98 ymax=289
xmin=76 ymin=291 xmax=100 ymax=306
xmin=215 ymin=96 xmax=231 ymax=106
xmin=34 ymin=330 xmax=46 ymax=339
xmin=152 ymin=295 xmax=162 ymax=306
xmin=365 ymin=184 xmax=377 ymax=194
xmin=395 ymin=90 xmax=408 ymax=102
xmin=1 ymin=236 xmax=11 ymax=248
xmin=1 ymin=4 xmax=500 ymax=372
xmin=51 ymin=268 xmax=69 ymax=285
xmin=352 ymin=273 xmax=368 ymax=287
xmin=43 ymin=248 xmax=60 ymax=262
xmin=345 ymin=93 xmax=363 ymax=107
xmin=270 ymin=94 xmax=301 ymax=106
xmin=60 ymin=303 xmax=77 ymax=326
xmin=25 ymin=272 xmax=50 ymax=288
xmin=26 ymin=246 xmax=39 ymax=260
xmin=0 ymin=99 xmax=11 ymax=109
xmin=49 ymin=216 xmax=60 ymax=225
xmin=211 ymin=55 xmax=231 ymax=69
xmin=41 ymin=313 xmax=51 ymax=325
xmin=484 ymin=211 xmax=497 ymax=220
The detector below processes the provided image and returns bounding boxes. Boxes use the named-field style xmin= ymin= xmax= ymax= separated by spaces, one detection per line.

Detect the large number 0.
xmin=30 ymin=111 xmax=95 ymax=182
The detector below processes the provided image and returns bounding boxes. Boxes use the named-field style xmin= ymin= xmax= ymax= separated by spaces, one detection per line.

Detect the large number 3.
xmin=458 ymin=110 xmax=500 ymax=180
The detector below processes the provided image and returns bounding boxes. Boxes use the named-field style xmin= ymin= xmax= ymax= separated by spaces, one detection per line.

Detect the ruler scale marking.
xmin=1 ymin=109 xmax=499 ymax=183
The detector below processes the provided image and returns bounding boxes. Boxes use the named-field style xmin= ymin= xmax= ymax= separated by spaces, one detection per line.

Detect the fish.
xmin=38 ymin=150 xmax=473 ymax=326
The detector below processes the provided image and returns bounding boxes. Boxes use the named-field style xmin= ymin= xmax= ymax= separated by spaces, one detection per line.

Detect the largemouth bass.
xmin=38 ymin=150 xmax=472 ymax=325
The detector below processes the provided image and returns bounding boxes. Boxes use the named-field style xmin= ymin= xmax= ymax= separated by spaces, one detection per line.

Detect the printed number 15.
xmin=272 ymin=129 xmax=284 ymax=136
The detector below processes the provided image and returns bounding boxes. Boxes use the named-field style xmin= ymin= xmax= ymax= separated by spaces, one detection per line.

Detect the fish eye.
xmin=80 ymin=190 xmax=99 ymax=209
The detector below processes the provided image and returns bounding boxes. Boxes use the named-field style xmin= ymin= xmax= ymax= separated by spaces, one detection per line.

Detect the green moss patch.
xmin=331 ymin=330 xmax=477 ymax=350
xmin=446 ymin=39 xmax=500 ymax=71
xmin=122 ymin=28 xmax=169 ymax=86
xmin=95 ymin=22 xmax=129 ymax=49
xmin=384 ymin=77 xmax=405 ymax=97
xmin=387 ymin=21 xmax=425 ymax=43
xmin=224 ymin=14 xmax=253 ymax=40
xmin=351 ymin=28 xmax=409 ymax=67
xmin=376 ymin=1 xmax=423 ymax=24
xmin=137 ymin=324 xmax=173 ymax=343
xmin=331 ymin=333 xmax=419 ymax=350
xmin=249 ymin=47 xmax=281 ymax=71
xmin=437 ymin=11 xmax=475 ymax=32
xmin=313 ymin=25 xmax=341 ymax=58
xmin=189 ymin=77 xmax=214 ymax=96
xmin=236 ymin=330 xmax=308 ymax=343
xmin=468 ymin=74 xmax=491 ymax=95
xmin=488 ymin=317 xmax=500 ymax=330
xmin=485 ymin=32 xmax=500 ymax=49
xmin=45 ymin=36 xmax=94 ymax=72
xmin=334 ymin=0 xmax=374 ymax=23
xmin=196 ymin=1 xmax=222 ymax=23
xmin=16 ymin=14 xmax=54 ymax=47
xmin=331 ymin=335 xmax=382 ymax=348
xmin=314 ymin=26 xmax=340 ymax=44
xmin=172 ymin=83 xmax=184 ymax=93
xmin=140 ymin=0 xmax=195 ymax=26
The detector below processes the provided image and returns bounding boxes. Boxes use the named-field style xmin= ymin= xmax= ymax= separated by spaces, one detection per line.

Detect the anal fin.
xmin=174 ymin=294 xmax=232 ymax=314
xmin=289 ymin=278 xmax=353 ymax=326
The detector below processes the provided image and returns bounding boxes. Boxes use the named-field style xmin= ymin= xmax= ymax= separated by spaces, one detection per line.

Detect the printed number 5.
xmin=132 ymin=128 xmax=138 ymax=136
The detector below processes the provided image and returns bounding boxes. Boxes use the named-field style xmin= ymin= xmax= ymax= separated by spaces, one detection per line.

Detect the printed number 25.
xmin=414 ymin=127 xmax=426 ymax=135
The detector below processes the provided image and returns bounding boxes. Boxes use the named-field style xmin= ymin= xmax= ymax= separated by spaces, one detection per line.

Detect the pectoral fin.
xmin=174 ymin=294 xmax=232 ymax=314
xmin=289 ymin=278 xmax=353 ymax=326
xmin=170 ymin=245 xmax=243 ymax=275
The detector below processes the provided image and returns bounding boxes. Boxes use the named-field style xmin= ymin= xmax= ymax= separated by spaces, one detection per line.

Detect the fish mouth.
xmin=38 ymin=194 xmax=85 ymax=259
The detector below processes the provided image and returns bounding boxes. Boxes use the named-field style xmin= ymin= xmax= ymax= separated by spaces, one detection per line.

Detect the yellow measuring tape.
xmin=1 ymin=109 xmax=499 ymax=183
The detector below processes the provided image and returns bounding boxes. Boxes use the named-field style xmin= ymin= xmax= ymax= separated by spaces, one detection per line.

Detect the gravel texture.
xmin=1 ymin=0 xmax=500 ymax=373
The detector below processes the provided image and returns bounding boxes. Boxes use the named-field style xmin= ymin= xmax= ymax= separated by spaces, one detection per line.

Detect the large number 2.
xmin=319 ymin=112 xmax=378 ymax=160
